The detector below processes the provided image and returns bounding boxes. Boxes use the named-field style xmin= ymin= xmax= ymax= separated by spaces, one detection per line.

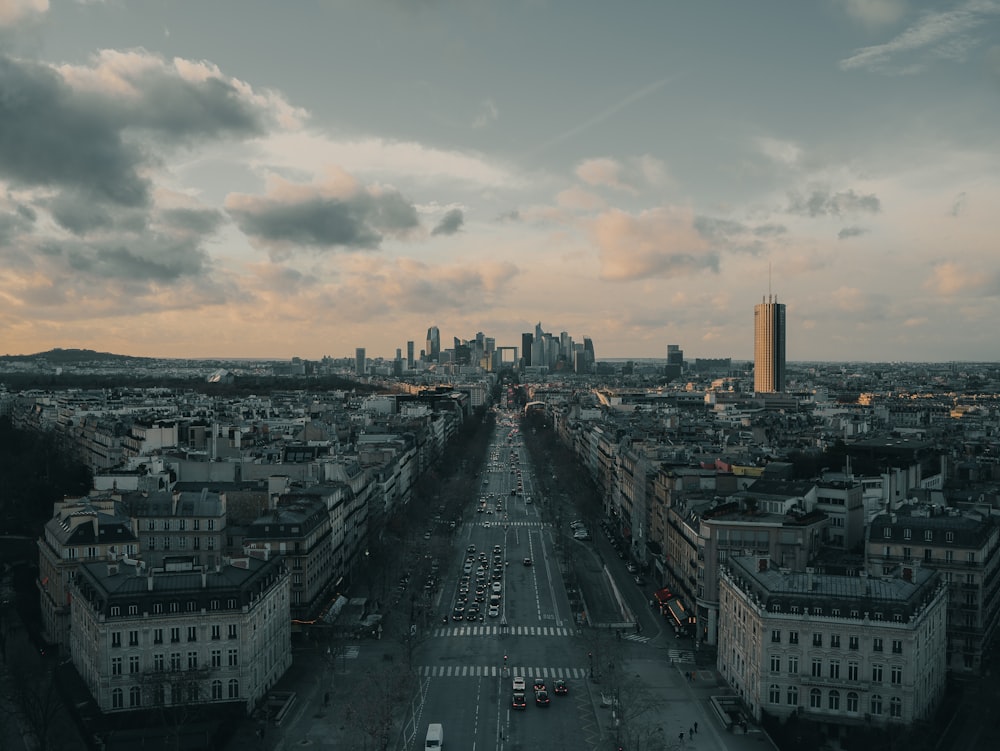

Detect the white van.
xmin=425 ymin=722 xmax=444 ymax=750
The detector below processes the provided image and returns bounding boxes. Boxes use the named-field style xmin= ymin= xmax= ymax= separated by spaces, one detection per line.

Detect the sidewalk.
xmin=584 ymin=658 xmax=779 ymax=751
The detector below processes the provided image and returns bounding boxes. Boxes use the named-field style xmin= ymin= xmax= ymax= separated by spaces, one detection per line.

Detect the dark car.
xmin=452 ymin=606 xmax=465 ymax=621
xmin=512 ymin=691 xmax=527 ymax=710
xmin=534 ymin=689 xmax=550 ymax=706
xmin=523 ymin=557 xmax=532 ymax=567
xmin=553 ymin=679 xmax=568 ymax=696
xmin=533 ymin=678 xmax=545 ymax=692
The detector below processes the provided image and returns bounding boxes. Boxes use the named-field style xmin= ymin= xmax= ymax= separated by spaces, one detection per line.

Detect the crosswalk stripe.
xmin=414 ymin=666 xmax=588 ymax=679
xmin=431 ymin=625 xmax=575 ymax=638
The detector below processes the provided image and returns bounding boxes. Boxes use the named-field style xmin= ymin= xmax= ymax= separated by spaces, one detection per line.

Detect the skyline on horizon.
xmin=1 ymin=2 xmax=998 ymax=363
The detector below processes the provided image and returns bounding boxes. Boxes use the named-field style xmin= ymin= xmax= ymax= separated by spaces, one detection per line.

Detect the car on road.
xmin=488 ymin=604 xmax=501 ymax=617
xmin=532 ymin=678 xmax=545 ymax=692
xmin=634 ymin=575 xmax=645 ymax=586
xmin=491 ymin=581 xmax=502 ymax=594
xmin=626 ymin=563 xmax=638 ymax=574
xmin=451 ymin=606 xmax=464 ymax=621
xmin=512 ymin=676 xmax=526 ymax=691
xmin=512 ymin=691 xmax=527 ymax=710
xmin=534 ymin=689 xmax=550 ymax=706
xmin=522 ymin=557 xmax=532 ymax=566
xmin=467 ymin=545 xmax=476 ymax=554
xmin=553 ymin=679 xmax=568 ymax=696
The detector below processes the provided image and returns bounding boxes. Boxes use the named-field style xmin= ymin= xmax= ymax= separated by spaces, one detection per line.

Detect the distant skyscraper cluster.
xmin=521 ymin=322 xmax=595 ymax=374
xmin=754 ymin=296 xmax=786 ymax=393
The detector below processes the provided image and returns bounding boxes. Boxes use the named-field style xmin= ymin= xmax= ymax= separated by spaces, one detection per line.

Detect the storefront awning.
xmin=654 ymin=587 xmax=673 ymax=604
xmin=666 ymin=598 xmax=692 ymax=627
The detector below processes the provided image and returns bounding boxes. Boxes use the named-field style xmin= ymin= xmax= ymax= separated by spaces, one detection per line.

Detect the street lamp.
xmin=588 ymin=651 xmax=593 ymax=679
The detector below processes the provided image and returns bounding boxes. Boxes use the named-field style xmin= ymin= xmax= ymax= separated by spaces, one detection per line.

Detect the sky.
xmin=1 ymin=0 xmax=998 ymax=363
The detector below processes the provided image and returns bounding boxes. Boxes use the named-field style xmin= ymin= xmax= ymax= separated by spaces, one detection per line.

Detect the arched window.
xmin=129 ymin=685 xmax=142 ymax=708
xmin=810 ymin=688 xmax=822 ymax=708
xmin=871 ymin=694 xmax=883 ymax=715
xmin=787 ymin=685 xmax=799 ymax=705
xmin=846 ymin=692 xmax=859 ymax=713
xmin=211 ymin=680 xmax=223 ymax=700
xmin=890 ymin=696 xmax=902 ymax=718
xmin=828 ymin=690 xmax=840 ymax=710
xmin=112 ymin=688 xmax=123 ymax=709
xmin=228 ymin=678 xmax=239 ymax=699
xmin=769 ymin=684 xmax=781 ymax=703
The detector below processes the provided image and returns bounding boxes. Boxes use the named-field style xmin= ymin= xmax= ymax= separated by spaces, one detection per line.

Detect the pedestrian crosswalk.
xmin=343 ymin=646 xmax=360 ymax=659
xmin=667 ymin=648 xmax=696 ymax=663
xmin=623 ymin=633 xmax=651 ymax=644
xmin=415 ymin=664 xmax=587 ymax=679
xmin=432 ymin=625 xmax=574 ymax=638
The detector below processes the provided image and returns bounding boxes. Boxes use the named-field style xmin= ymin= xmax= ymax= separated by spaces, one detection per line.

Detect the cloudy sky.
xmin=1 ymin=0 xmax=998 ymax=362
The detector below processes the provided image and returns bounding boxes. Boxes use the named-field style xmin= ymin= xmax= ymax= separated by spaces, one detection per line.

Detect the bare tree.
xmin=343 ymin=663 xmax=416 ymax=750
xmin=1 ymin=640 xmax=65 ymax=751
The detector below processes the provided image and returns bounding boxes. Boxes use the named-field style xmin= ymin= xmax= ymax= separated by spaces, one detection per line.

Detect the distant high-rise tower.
xmin=754 ymin=296 xmax=786 ymax=393
xmin=355 ymin=347 xmax=366 ymax=376
xmin=425 ymin=326 xmax=440 ymax=362
xmin=521 ymin=332 xmax=533 ymax=366
xmin=406 ymin=341 xmax=414 ymax=369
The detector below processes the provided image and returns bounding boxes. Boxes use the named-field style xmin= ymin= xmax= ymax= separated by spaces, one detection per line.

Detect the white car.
xmin=488 ymin=604 xmax=501 ymax=618
xmin=491 ymin=581 xmax=502 ymax=594
xmin=512 ymin=676 xmax=526 ymax=691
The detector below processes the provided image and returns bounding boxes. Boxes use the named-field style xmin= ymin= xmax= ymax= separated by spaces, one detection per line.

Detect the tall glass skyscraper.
xmin=425 ymin=326 xmax=440 ymax=362
xmin=754 ymin=297 xmax=786 ymax=393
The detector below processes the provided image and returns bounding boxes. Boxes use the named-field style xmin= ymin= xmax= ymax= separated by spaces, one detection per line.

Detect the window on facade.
xmin=153 ymin=628 xmax=163 ymax=644
xmin=227 ymin=624 xmax=238 ymax=639
xmin=828 ymin=690 xmax=840 ymax=710
xmin=169 ymin=601 xmax=179 ymax=613
xmin=811 ymin=659 xmax=822 ymax=677
xmin=211 ymin=625 xmax=221 ymax=640
xmin=813 ymin=633 xmax=822 ymax=647
xmin=178 ymin=537 xmax=187 ymax=550
xmin=211 ymin=649 xmax=221 ymax=668
xmin=112 ymin=688 xmax=124 ymax=709
xmin=128 ymin=655 xmax=139 ymax=674
xmin=829 ymin=660 xmax=840 ymax=679
xmin=945 ymin=531 xmax=954 ymax=543
xmin=787 ymin=686 xmax=799 ymax=705
xmin=872 ymin=664 xmax=883 ymax=683
xmin=770 ymin=655 xmax=780 ymax=673
xmin=788 ymin=655 xmax=798 ymax=674
xmin=769 ymin=684 xmax=781 ymax=703
xmin=789 ymin=631 xmax=799 ymax=645
xmin=848 ymin=662 xmax=859 ymax=681
xmin=128 ymin=604 xmax=138 ymax=616
xmin=153 ymin=684 xmax=165 ymax=706
xmin=187 ymin=626 xmax=197 ymax=642
xmin=903 ymin=528 xmax=911 ymax=540
xmin=153 ymin=654 xmax=164 ymax=672
xmin=890 ymin=697 xmax=902 ymax=718
xmin=111 ymin=656 xmax=122 ymax=676
xmin=771 ymin=629 xmax=780 ymax=643
xmin=228 ymin=648 xmax=238 ymax=666
xmin=810 ymin=689 xmax=821 ymax=708
xmin=208 ymin=537 xmax=215 ymax=550
xmin=891 ymin=666 xmax=902 ymax=685
xmin=830 ymin=634 xmax=840 ymax=648
xmin=228 ymin=678 xmax=239 ymax=699
xmin=129 ymin=686 xmax=141 ymax=708
xmin=170 ymin=627 xmax=180 ymax=643
xmin=903 ymin=547 xmax=911 ymax=559
xmin=968 ymin=552 xmax=976 ymax=563
xmin=883 ymin=528 xmax=891 ymax=538
xmin=211 ymin=680 xmax=222 ymax=700
xmin=111 ymin=606 xmax=121 ymax=617
xmin=946 ymin=550 xmax=954 ymax=563
xmin=208 ymin=519 xmax=215 ymax=531
xmin=129 ymin=630 xmax=138 ymax=646
xmin=179 ymin=519 xmax=186 ymax=530
xmin=871 ymin=695 xmax=883 ymax=715
xmin=170 ymin=653 xmax=181 ymax=670
xmin=148 ymin=537 xmax=156 ymax=550
xmin=847 ymin=692 xmax=859 ymax=712
xmin=188 ymin=652 xmax=198 ymax=669
xmin=147 ymin=520 xmax=155 ymax=531
xmin=111 ymin=632 xmax=121 ymax=648
xmin=873 ymin=637 xmax=883 ymax=652
xmin=924 ymin=549 xmax=932 ymax=562
xmin=193 ymin=537 xmax=200 ymax=550
xmin=194 ymin=519 xmax=201 ymax=530
xmin=924 ymin=530 xmax=932 ymax=542
xmin=187 ymin=600 xmax=197 ymax=612
xmin=163 ymin=537 xmax=170 ymax=550
xmin=892 ymin=640 xmax=903 ymax=655
xmin=849 ymin=635 xmax=859 ymax=650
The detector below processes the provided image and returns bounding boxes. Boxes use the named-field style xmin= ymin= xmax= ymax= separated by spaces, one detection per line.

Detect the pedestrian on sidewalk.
xmin=694 ymin=722 xmax=698 ymax=734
